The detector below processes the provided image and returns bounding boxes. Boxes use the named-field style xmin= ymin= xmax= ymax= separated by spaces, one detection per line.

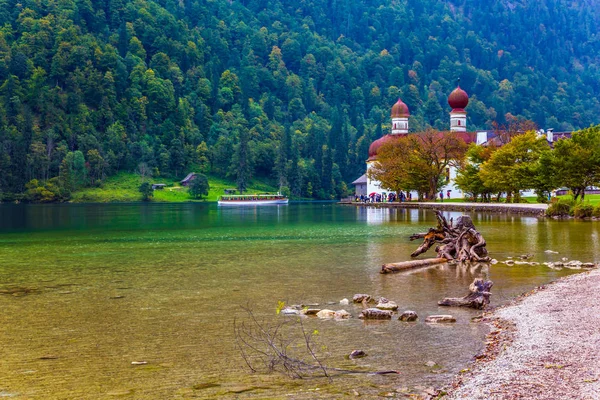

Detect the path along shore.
xmin=444 ymin=268 xmax=600 ymax=400
xmin=339 ymin=200 xmax=548 ymax=216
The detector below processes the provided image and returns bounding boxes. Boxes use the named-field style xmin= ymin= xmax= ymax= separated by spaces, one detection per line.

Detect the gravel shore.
xmin=445 ymin=268 xmax=600 ymax=400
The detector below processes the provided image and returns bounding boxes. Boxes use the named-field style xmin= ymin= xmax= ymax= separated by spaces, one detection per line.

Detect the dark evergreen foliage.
xmin=0 ymin=0 xmax=598 ymax=198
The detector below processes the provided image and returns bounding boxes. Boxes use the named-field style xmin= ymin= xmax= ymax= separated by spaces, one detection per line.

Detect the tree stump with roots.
xmin=438 ymin=278 xmax=493 ymax=309
xmin=409 ymin=210 xmax=491 ymax=263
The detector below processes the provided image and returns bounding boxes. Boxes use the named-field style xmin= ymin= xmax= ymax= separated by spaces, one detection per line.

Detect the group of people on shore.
xmin=355 ymin=190 xmax=452 ymax=203
xmin=355 ymin=191 xmax=412 ymax=203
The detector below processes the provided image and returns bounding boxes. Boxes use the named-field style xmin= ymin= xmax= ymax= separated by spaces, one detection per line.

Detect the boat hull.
xmin=218 ymin=199 xmax=289 ymax=206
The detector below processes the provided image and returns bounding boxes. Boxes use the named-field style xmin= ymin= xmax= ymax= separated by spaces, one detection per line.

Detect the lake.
xmin=0 ymin=203 xmax=597 ymax=399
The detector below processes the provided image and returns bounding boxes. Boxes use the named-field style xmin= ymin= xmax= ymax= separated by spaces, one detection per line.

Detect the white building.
xmin=353 ymin=84 xmax=538 ymax=199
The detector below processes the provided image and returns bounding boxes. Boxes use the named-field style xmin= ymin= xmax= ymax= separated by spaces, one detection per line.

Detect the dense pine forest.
xmin=0 ymin=0 xmax=599 ymax=200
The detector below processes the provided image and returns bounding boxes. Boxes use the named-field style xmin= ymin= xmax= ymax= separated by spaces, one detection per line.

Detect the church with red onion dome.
xmin=353 ymin=83 xmax=478 ymax=197
xmin=352 ymin=82 xmax=568 ymax=199
xmin=448 ymin=84 xmax=469 ymax=132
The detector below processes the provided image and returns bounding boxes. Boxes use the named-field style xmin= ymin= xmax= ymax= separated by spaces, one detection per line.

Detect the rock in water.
xmin=334 ymin=310 xmax=351 ymax=319
xmin=339 ymin=298 xmax=349 ymax=305
xmin=425 ymin=315 xmax=456 ymax=323
xmin=399 ymin=310 xmax=418 ymax=321
xmin=316 ymin=309 xmax=336 ymax=319
xmin=301 ymin=308 xmax=321 ymax=316
xmin=280 ymin=307 xmax=300 ymax=315
xmin=375 ymin=297 xmax=398 ymax=311
xmin=349 ymin=350 xmax=367 ymax=359
xmin=353 ymin=294 xmax=374 ymax=303
xmin=359 ymin=308 xmax=393 ymax=319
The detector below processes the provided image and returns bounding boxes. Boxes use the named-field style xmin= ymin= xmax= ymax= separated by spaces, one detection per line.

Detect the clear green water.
xmin=0 ymin=203 xmax=597 ymax=399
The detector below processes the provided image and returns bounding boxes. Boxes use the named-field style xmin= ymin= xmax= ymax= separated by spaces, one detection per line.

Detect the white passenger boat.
xmin=217 ymin=194 xmax=289 ymax=206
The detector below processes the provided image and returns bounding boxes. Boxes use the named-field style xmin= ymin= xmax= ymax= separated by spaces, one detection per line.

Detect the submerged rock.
xmin=334 ymin=310 xmax=351 ymax=319
xmin=316 ymin=309 xmax=336 ymax=319
xmin=280 ymin=307 xmax=300 ymax=315
xmin=301 ymin=308 xmax=321 ymax=316
xmin=349 ymin=350 xmax=367 ymax=359
xmin=425 ymin=315 xmax=456 ymax=323
xmin=375 ymin=298 xmax=398 ymax=311
xmin=353 ymin=294 xmax=374 ymax=303
xmin=359 ymin=308 xmax=393 ymax=320
xmin=399 ymin=310 xmax=418 ymax=322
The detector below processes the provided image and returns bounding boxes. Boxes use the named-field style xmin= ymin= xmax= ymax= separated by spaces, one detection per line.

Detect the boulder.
xmin=359 ymin=308 xmax=393 ymax=320
xmin=316 ymin=309 xmax=336 ymax=319
xmin=353 ymin=294 xmax=374 ymax=303
xmin=349 ymin=350 xmax=367 ymax=359
xmin=334 ymin=310 xmax=351 ymax=319
xmin=375 ymin=297 xmax=398 ymax=311
xmin=301 ymin=308 xmax=321 ymax=316
xmin=425 ymin=315 xmax=456 ymax=323
xmin=339 ymin=298 xmax=349 ymax=305
xmin=280 ymin=307 xmax=300 ymax=315
xmin=398 ymin=310 xmax=418 ymax=322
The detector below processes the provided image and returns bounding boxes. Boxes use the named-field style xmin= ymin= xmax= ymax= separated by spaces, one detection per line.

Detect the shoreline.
xmin=440 ymin=268 xmax=600 ymax=399
xmin=339 ymin=200 xmax=548 ymax=216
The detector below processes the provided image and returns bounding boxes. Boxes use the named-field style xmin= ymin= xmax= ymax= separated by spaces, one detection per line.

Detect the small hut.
xmin=352 ymin=174 xmax=367 ymax=196
xmin=180 ymin=173 xmax=196 ymax=187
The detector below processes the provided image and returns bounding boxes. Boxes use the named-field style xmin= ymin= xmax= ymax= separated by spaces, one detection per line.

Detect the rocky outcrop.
xmin=399 ymin=310 xmax=418 ymax=321
xmin=425 ymin=315 xmax=456 ymax=323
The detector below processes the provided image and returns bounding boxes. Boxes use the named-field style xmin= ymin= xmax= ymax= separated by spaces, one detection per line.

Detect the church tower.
xmin=391 ymin=98 xmax=410 ymax=134
xmin=448 ymin=83 xmax=469 ymax=132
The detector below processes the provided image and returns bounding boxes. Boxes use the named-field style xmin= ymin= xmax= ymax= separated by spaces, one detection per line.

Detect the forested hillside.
xmin=0 ymin=0 xmax=599 ymax=200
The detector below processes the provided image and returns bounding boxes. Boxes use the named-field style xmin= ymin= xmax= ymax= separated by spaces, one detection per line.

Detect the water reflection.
xmin=0 ymin=203 xmax=596 ymax=399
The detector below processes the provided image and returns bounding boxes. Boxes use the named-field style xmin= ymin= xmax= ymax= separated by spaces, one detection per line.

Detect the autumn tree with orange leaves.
xmin=369 ymin=129 xmax=467 ymax=200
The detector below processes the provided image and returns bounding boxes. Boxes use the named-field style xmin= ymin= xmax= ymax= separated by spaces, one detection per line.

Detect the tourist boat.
xmin=217 ymin=194 xmax=289 ymax=206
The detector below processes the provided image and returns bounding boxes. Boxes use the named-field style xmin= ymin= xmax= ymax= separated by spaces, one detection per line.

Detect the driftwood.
xmin=438 ymin=278 xmax=493 ymax=309
xmin=381 ymin=258 xmax=447 ymax=274
xmin=410 ymin=210 xmax=490 ymax=262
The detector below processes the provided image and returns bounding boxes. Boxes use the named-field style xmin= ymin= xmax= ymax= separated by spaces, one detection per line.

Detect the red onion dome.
xmin=368 ymin=135 xmax=398 ymax=161
xmin=391 ymin=98 xmax=410 ymax=118
xmin=448 ymin=86 xmax=469 ymax=110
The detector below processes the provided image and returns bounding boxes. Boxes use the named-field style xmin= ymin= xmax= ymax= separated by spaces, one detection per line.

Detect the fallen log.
xmin=381 ymin=257 xmax=448 ymax=274
xmin=438 ymin=278 xmax=493 ymax=309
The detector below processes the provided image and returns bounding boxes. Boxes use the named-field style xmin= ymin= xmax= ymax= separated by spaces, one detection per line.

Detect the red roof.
xmin=391 ymin=98 xmax=410 ymax=118
xmin=368 ymin=134 xmax=405 ymax=161
xmin=448 ymin=86 xmax=469 ymax=110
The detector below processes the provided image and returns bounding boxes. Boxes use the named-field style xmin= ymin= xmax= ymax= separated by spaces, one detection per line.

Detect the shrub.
xmin=546 ymin=198 xmax=575 ymax=217
xmin=593 ymin=205 xmax=600 ymax=218
xmin=139 ymin=182 xmax=153 ymax=201
xmin=189 ymin=173 xmax=209 ymax=199
xmin=573 ymin=203 xmax=594 ymax=218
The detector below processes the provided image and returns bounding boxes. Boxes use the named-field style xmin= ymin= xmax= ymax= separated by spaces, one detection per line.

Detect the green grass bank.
xmin=70 ymin=173 xmax=278 ymax=203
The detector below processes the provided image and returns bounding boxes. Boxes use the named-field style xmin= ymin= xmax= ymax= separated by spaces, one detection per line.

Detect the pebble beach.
xmin=445 ymin=269 xmax=600 ymax=400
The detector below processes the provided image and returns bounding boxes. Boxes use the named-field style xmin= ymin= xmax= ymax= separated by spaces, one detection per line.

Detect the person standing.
xmin=447 ymin=190 xmax=451 ymax=199
xmin=439 ymin=191 xmax=444 ymax=202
